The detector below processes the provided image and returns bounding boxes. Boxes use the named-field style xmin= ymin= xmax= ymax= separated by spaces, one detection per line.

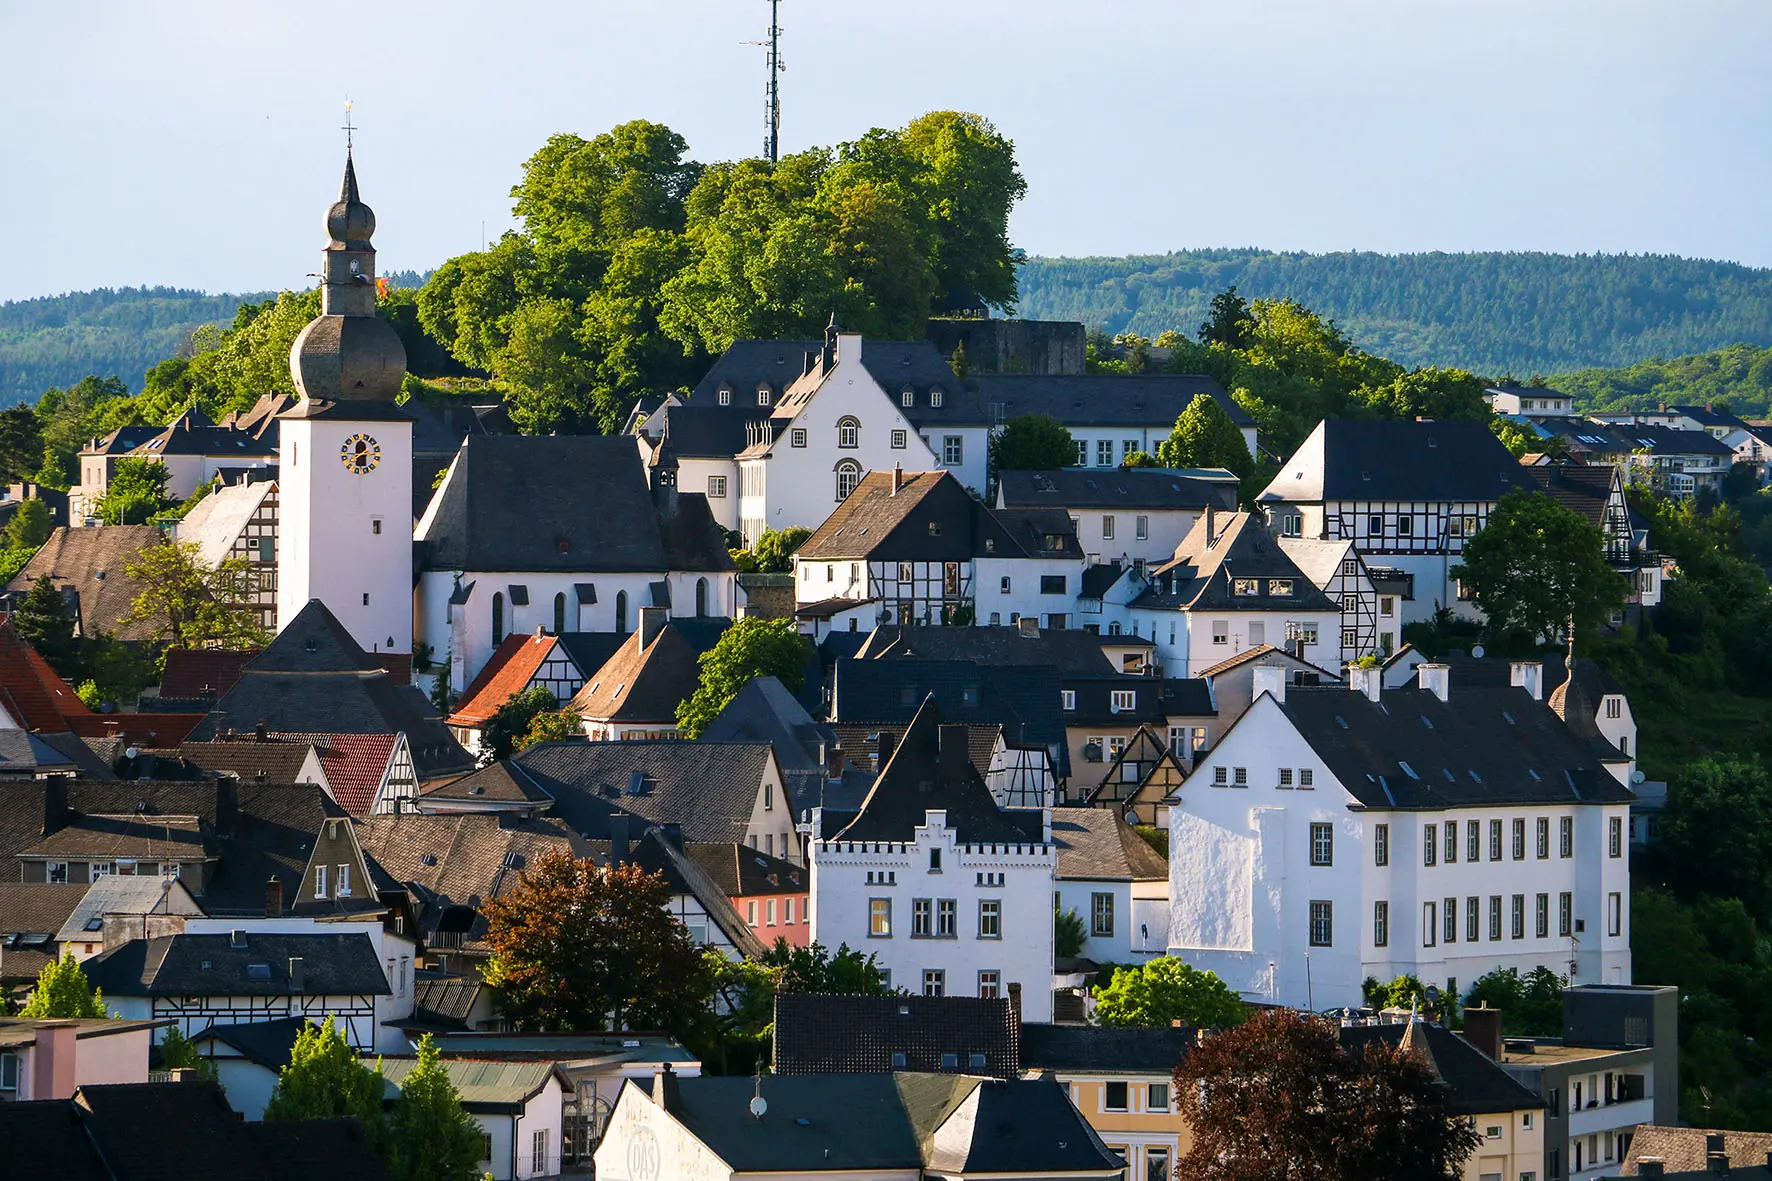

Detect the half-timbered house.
xmin=1083 ymin=725 xmax=1188 ymax=827
xmin=1277 ymin=535 xmax=1386 ymax=664
xmin=172 ymin=478 xmax=279 ymax=631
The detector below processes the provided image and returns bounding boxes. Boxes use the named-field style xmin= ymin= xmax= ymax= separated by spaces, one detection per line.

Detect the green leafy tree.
xmin=21 ymin=952 xmax=107 ymax=1018
xmin=1156 ymin=393 xmax=1251 ymax=477
xmin=157 ymin=1025 xmax=220 ymax=1085
xmin=988 ymin=414 xmax=1076 ymax=475
xmin=480 ymin=686 xmax=559 ymax=762
xmin=752 ymin=526 xmax=812 ymax=574
xmin=94 ymin=458 xmax=174 ymax=526
xmin=119 ymin=541 xmax=270 ymax=651
xmin=516 ymin=707 xmax=583 ymax=751
xmin=675 ymin=618 xmax=808 ymax=738
xmin=264 ymin=1018 xmax=385 ymax=1130
xmin=1120 ymin=450 xmax=1160 ymax=469
xmin=1353 ymin=366 xmax=1491 ymax=422
xmin=1656 ymin=757 xmax=1772 ymax=920
xmin=1464 ymin=967 xmax=1565 ymax=1037
xmin=1198 ymin=286 xmax=1255 ymax=349
xmin=1362 ymin=973 xmax=1430 ymax=1012
xmin=12 ymin=574 xmax=78 ymax=676
xmin=705 ymin=940 xmax=891 ymax=1070
xmin=1093 ymin=957 xmax=1245 ymax=1028
xmin=3 ymin=498 xmax=51 ymax=550
xmin=0 ymin=405 xmax=44 ymax=486
xmin=386 ymin=1035 xmax=484 ymax=1181
xmin=1054 ymin=907 xmax=1086 ymax=959
xmin=1451 ymin=489 xmax=1630 ymax=646
xmin=1176 ymin=1009 xmax=1481 ymax=1181
xmin=483 ymin=855 xmax=713 ymax=1033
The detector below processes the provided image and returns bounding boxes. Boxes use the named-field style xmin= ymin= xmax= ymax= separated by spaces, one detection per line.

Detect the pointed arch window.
xmin=553 ymin=592 xmax=567 ymax=635
xmin=695 ymin=577 xmax=709 ymax=618
xmin=837 ymin=417 xmax=860 ymax=449
xmin=615 ymin=590 xmax=629 ymax=635
xmin=492 ymin=593 xmax=505 ymax=645
xmin=835 ymin=460 xmax=862 ymax=502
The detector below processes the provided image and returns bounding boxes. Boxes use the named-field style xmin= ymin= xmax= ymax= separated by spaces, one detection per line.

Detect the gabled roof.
xmin=1051 ymin=809 xmax=1167 ymax=881
xmin=856 ymin=624 xmax=1117 ymax=676
xmin=158 ymin=648 xmax=256 ymax=702
xmin=773 ymin=994 xmax=1018 ymax=1078
xmin=796 ymin=470 xmax=1019 ymax=562
xmin=7 ymin=526 xmax=165 ymax=641
xmin=190 ymin=1015 xmax=314 ymax=1071
xmin=0 ymin=620 xmax=91 ymax=731
xmin=1673 ymin=404 xmax=1751 ymax=429
xmin=380 ymin=1056 xmax=564 ymax=1114
xmin=1197 ymin=643 xmax=1335 ymax=681
xmin=172 ymin=479 xmax=276 ymax=567
xmin=831 ymin=698 xmax=1043 ymax=845
xmin=998 ymin=467 xmax=1239 ymax=510
xmin=1274 ymin=683 xmax=1637 ymax=809
xmin=1134 ymin=512 xmax=1339 ymax=613
xmin=1261 ymin=419 xmax=1536 ymax=504
xmin=0 ymin=882 xmax=87 ymax=976
xmin=1518 ymin=463 xmax=1624 ymax=531
xmin=268 ymin=733 xmax=397 ymax=815
xmin=515 ymin=740 xmax=774 ymax=846
xmin=417 ymin=761 xmax=553 ymax=808
xmin=55 ymin=875 xmax=201 ymax=944
xmin=969 ymin=371 xmax=1250 ymax=427
xmin=690 ymin=337 xmax=976 ymax=428
xmin=684 ymin=841 xmax=805 ymax=896
xmin=1340 ymin=1021 xmax=1542 ymax=1114
xmin=447 ymin=631 xmax=560 ymax=728
xmin=830 ymin=721 xmax=999 ymax=783
xmin=1019 ymin=1022 xmax=1197 ymax=1073
xmin=129 ymin=412 xmax=277 ymax=460
xmin=176 ymin=739 xmax=321 ymax=786
xmin=416 ymin=435 xmax=732 ymax=573
xmin=84 ymin=931 xmax=392 ymax=997
xmin=569 ymin=624 xmax=703 ymax=723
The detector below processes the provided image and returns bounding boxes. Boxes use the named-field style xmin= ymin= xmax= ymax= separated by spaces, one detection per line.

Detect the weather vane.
xmin=342 ymin=98 xmax=355 ymax=152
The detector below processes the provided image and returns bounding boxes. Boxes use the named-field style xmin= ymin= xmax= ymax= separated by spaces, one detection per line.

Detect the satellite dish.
xmin=124 ymin=746 xmax=140 ymax=760
xmin=1632 ymin=770 xmax=1647 ymax=784
xmin=749 ymin=1095 xmax=768 ymax=1119
xmin=1471 ymin=644 xmax=1486 ymax=659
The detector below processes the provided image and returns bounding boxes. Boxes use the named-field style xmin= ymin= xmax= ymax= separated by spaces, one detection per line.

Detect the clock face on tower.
xmin=341 ymin=433 xmax=381 ymax=474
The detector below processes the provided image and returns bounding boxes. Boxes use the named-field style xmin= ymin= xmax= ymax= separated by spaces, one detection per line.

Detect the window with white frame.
xmin=1373 ymin=899 xmax=1389 ymax=946
xmin=1111 ymin=689 xmax=1135 ymax=712
xmin=47 ymin=861 xmax=68 ymax=883
xmin=337 ymin=864 xmax=352 ymax=898
xmin=1102 ymin=515 xmax=1116 ymax=540
xmin=1061 ymin=690 xmax=1076 ymax=711
xmin=1122 ymin=439 xmax=1138 ymax=461
xmin=912 ymin=898 xmax=933 ymax=937
xmin=757 ymin=387 xmax=771 ymax=406
xmin=869 ymin=898 xmax=891 ymax=937
xmin=902 ymin=387 xmax=915 ymax=408
xmin=979 ymin=899 xmax=1001 ymax=938
xmin=718 ymin=388 xmax=731 ymax=406
xmin=1560 ymin=816 xmax=1573 ymax=858
xmin=1608 ymin=891 xmax=1622 ymax=936
xmin=1097 ymin=440 xmax=1114 ymax=466
xmin=923 ymin=969 xmax=945 ymax=996
xmin=978 ymin=970 xmax=1000 ymax=998
xmin=314 ymin=864 xmax=328 ymax=899
xmin=1213 ymin=766 xmax=1228 ymax=786
xmin=1423 ymin=901 xmax=1437 ymax=946
xmin=937 ymin=898 xmax=957 ymax=938
xmin=1135 ymin=515 xmax=1149 ymax=540
xmin=835 ymin=460 xmax=861 ymax=501
xmin=1075 ymin=440 xmax=1088 ymax=465
xmin=532 ymin=1128 xmax=549 ymax=1174
xmin=930 ymin=389 xmax=944 ymax=408
xmin=837 ymin=417 xmax=860 ymax=448
xmin=1373 ymin=823 xmax=1388 ymax=866
xmin=1212 ymin=620 xmax=1229 ymax=644
xmin=1233 ymin=766 xmax=1247 ymax=786
xmin=1605 ymin=696 xmax=1623 ymax=719
xmin=943 ymin=436 xmax=963 ymax=465
xmin=892 ymin=429 xmax=906 ymax=449
xmin=707 ymin=475 xmax=727 ymax=498
xmin=1309 ymin=900 xmax=1333 ymax=947
xmin=1310 ymin=822 xmax=1333 ymax=866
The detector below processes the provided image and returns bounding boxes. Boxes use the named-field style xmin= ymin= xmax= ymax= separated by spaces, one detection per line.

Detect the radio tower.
xmin=762 ymin=0 xmax=782 ymax=162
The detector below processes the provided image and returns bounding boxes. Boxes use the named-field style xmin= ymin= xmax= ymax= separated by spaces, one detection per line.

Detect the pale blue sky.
xmin=2 ymin=0 xmax=1769 ymax=303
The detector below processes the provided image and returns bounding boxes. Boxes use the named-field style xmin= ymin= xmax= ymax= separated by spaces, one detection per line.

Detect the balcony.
xmin=1569 ymin=1094 xmax=1654 ymax=1138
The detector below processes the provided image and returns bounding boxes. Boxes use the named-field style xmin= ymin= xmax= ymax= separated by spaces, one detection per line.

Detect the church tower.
xmin=276 ymin=150 xmax=414 ymax=654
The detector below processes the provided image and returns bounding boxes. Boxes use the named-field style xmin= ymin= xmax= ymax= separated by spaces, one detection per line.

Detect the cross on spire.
xmin=342 ymin=98 xmax=356 ymax=153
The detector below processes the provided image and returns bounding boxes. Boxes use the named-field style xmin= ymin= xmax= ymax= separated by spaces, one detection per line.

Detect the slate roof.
xmin=447 ymin=631 xmax=560 ymax=728
xmin=1623 ymin=1127 xmax=1772 ymax=1175
xmin=690 ymin=337 xmax=976 ymax=429
xmin=84 ymin=931 xmax=391 ymax=997
xmin=991 ymin=506 xmax=1086 ymax=559
xmin=157 ymin=648 xmax=255 ymax=702
xmin=0 ymin=620 xmax=92 ymax=731
xmin=1079 ymin=563 xmax=1128 ymax=600
xmin=1133 ymin=512 xmax=1340 ymax=613
xmin=1197 ymin=643 xmax=1335 ymax=680
xmin=796 ymin=470 xmax=1020 ymax=562
xmin=1273 ymin=683 xmax=1637 ymax=810
xmin=1340 ymin=1021 xmax=1542 ymax=1114
xmin=189 ymin=1015 xmax=314 ymax=1071
xmin=831 ymin=698 xmax=1044 ymax=844
xmin=969 ymin=371 xmax=1250 ymax=428
xmin=646 ymin=1071 xmax=1121 ymax=1174
xmin=0 ymin=729 xmax=87 ymax=776
xmin=1533 ymin=418 xmax=1735 ymax=458
xmin=1063 ymin=674 xmax=1200 ymax=726
xmin=1051 ymin=809 xmax=1168 ymax=881
xmin=569 ymin=624 xmax=703 ymax=723
xmin=856 ymin=624 xmax=1118 ymax=676
xmin=416 ymin=435 xmax=732 ymax=574
xmin=773 ymin=993 xmax=1019 ymax=1078
xmin=1018 ymin=1022 xmax=1197 ymax=1073
xmin=7 ymin=526 xmax=166 ymax=641
xmin=0 ymin=1098 xmax=110 ymax=1181
xmin=1518 ymin=463 xmax=1624 ymax=532
xmin=998 ymin=467 xmax=1239 ymax=510
xmin=645 ymin=403 xmax=769 ymax=457
xmin=830 ymin=657 xmax=1065 ymax=761
xmin=1261 ymin=419 xmax=1537 ymax=504
xmin=130 ymin=414 xmax=277 ymax=461
xmin=831 ymin=721 xmax=1000 ymax=782
xmin=417 ymin=761 xmax=554 ymax=808
xmin=19 ymin=813 xmax=207 ymax=861
xmin=684 ymin=841 xmax=805 ymax=896
xmin=702 ymin=676 xmax=852 ymax=815
xmin=176 ymin=739 xmax=320 ymax=785
xmin=513 ymin=740 xmax=774 ymax=845
xmin=0 ymin=883 xmax=86 ymax=977
xmin=81 ymin=426 xmax=165 ymax=457
xmin=172 ymin=479 xmax=275 ymax=567
xmin=188 ymin=600 xmax=472 ymax=785
xmin=579 ymin=830 xmax=770 ymax=959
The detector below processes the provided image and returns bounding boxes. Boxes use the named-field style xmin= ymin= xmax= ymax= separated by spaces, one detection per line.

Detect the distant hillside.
xmin=1016 ymin=250 xmax=1772 ymax=376
xmin=0 ymin=271 xmax=433 ymax=408
xmin=1553 ymin=342 xmax=1772 ymax=419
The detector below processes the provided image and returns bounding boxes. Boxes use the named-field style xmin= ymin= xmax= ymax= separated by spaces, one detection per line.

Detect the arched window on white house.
xmin=835 ymin=460 xmax=862 ymax=502
xmin=837 ymin=416 xmax=860 ymax=449
xmin=492 ymin=593 xmax=506 ymax=645
xmin=615 ymin=590 xmax=628 ymax=635
xmin=695 ymin=578 xmax=709 ymax=617
xmin=553 ymin=592 xmax=567 ymax=635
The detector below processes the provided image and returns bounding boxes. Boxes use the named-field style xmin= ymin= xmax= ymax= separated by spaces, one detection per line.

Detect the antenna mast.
xmin=764 ymin=0 xmax=782 ymax=162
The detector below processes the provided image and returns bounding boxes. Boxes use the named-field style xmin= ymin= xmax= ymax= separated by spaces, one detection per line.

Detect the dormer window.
xmin=1268 ymin=579 xmax=1293 ymax=596
xmin=1233 ymin=578 xmax=1259 ymax=596
xmin=902 ymin=387 xmax=915 ymax=408
xmin=718 ymin=387 xmax=731 ymax=406
xmin=930 ymin=390 xmax=944 ymax=408
xmin=757 ymin=386 xmax=772 ymax=406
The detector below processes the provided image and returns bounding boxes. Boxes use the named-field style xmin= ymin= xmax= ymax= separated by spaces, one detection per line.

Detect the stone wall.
xmin=925 ymin=318 xmax=1087 ymax=377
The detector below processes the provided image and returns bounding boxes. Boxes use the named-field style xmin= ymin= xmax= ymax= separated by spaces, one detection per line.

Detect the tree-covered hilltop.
xmin=1016 ymin=250 xmax=1772 ymax=376
xmin=1551 ymin=342 xmax=1772 ymax=418
xmin=0 ymin=286 xmax=271 ymax=407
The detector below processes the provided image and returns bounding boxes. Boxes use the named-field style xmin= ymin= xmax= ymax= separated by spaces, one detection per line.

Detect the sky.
xmin=2 ymin=0 xmax=1769 ymax=303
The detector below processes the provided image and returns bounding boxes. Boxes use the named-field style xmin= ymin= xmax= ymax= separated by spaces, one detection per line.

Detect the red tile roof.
xmin=448 ymin=632 xmax=559 ymax=728
xmin=272 ymin=732 xmax=399 ymax=815
xmin=0 ymin=621 xmax=91 ymax=731
xmin=64 ymin=714 xmax=205 ymax=747
xmin=158 ymin=649 xmax=257 ymax=700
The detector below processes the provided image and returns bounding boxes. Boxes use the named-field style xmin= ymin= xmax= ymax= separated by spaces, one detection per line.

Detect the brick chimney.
xmin=265 ymin=876 xmax=283 ymax=918
xmin=1462 ymin=1005 xmax=1502 ymax=1060
xmin=1007 ymin=982 xmax=1022 ymax=1020
xmin=891 ymin=464 xmax=904 ymax=495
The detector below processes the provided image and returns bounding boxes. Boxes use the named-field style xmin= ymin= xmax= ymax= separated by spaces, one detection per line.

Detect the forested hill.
xmin=0 ymin=270 xmax=432 ymax=408
xmin=1016 ymin=250 xmax=1772 ymax=376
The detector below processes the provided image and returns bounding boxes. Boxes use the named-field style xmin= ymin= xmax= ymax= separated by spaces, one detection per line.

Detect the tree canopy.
xmin=119 ymin=541 xmax=269 ymax=651
xmin=988 ymin=414 xmax=1076 ymax=475
xmin=483 ymin=854 xmax=713 ymax=1033
xmin=675 ymin=617 xmax=808 ymax=738
xmin=1452 ymin=489 xmax=1630 ymax=646
xmin=94 ymin=458 xmax=174 ymax=525
xmin=1156 ymin=393 xmax=1250 ymax=478
xmin=21 ymin=952 xmax=107 ymax=1018
xmin=1092 ymin=957 xmax=1245 ymax=1029
xmin=480 ymin=686 xmax=560 ymax=762
xmin=264 ymin=1018 xmax=385 ymax=1128
xmin=14 ymin=574 xmax=77 ymax=675
xmin=385 ymin=1035 xmax=485 ymax=1181
xmin=1174 ymin=1008 xmax=1480 ymax=1181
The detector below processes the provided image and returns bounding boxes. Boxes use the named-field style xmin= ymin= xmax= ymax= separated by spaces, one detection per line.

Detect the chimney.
xmin=1203 ymin=502 xmax=1216 ymax=546
xmin=1462 ymin=1006 xmax=1503 ymax=1060
xmin=41 ymin=776 xmax=68 ymax=836
xmin=1251 ymin=663 xmax=1287 ymax=705
xmin=254 ymin=718 xmax=268 ymax=742
xmin=288 ymin=957 xmax=305 ymax=993
xmin=652 ymin=1062 xmax=681 ymax=1114
xmin=1639 ymin=1162 xmax=1665 ymax=1179
xmin=1416 ymin=663 xmax=1450 ymax=703
xmin=32 ymin=1022 xmax=78 ymax=1101
xmin=1708 ymin=1134 xmax=1727 ymax=1156
xmin=1708 ymin=1152 xmax=1729 ymax=1175
xmin=215 ymin=777 xmax=238 ymax=834
xmin=265 ymin=876 xmax=284 ymax=918
xmin=875 ymin=731 xmax=897 ymax=769
xmin=938 ymin=725 xmax=969 ymax=779
xmin=168 ymin=1068 xmax=199 ymax=1083
xmin=1007 ymin=981 xmax=1022 ymax=1020
xmin=610 ymin=813 xmax=631 ymax=866
xmin=891 ymin=464 xmax=903 ymax=495
xmin=1509 ymin=661 xmax=1544 ymax=701
xmin=1347 ymin=664 xmax=1382 ymax=703
xmin=639 ymin=606 xmax=668 ymax=648
xmin=826 ymin=744 xmax=845 ymax=782
xmin=659 ymin=822 xmax=683 ymax=850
